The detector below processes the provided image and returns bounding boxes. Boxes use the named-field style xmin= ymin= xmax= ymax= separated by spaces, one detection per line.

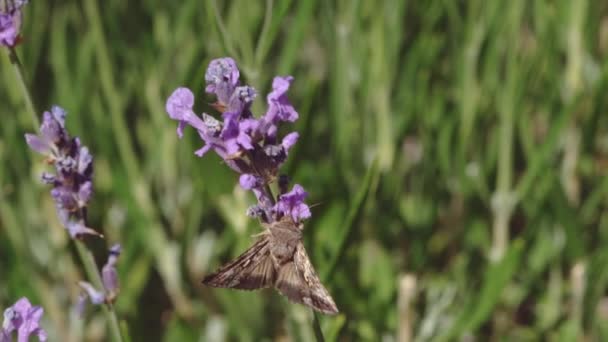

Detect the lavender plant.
xmin=78 ymin=243 xmax=123 ymax=313
xmin=166 ymin=58 xmax=338 ymax=316
xmin=24 ymin=107 xmax=124 ymax=341
xmin=1 ymin=297 xmax=47 ymax=342
xmin=25 ymin=106 xmax=101 ymax=238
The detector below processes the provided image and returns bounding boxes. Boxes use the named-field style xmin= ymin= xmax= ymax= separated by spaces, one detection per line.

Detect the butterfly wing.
xmin=275 ymin=242 xmax=339 ymax=315
xmin=202 ymin=236 xmax=276 ymax=290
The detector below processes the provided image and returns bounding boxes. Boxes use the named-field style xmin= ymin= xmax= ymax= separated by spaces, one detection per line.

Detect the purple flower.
xmin=281 ymin=132 xmax=299 ymax=152
xmin=75 ymin=244 xmax=121 ymax=316
xmin=25 ymin=106 xmax=101 ymax=239
xmin=102 ymin=244 xmax=122 ymax=299
xmin=24 ymin=106 xmax=67 ymax=155
xmin=220 ymin=118 xmax=254 ymax=155
xmin=265 ymin=76 xmax=299 ymax=121
xmin=166 ymin=87 xmax=208 ymax=139
xmin=226 ymin=86 xmax=256 ymax=116
xmin=205 ymin=57 xmax=240 ymax=106
xmin=78 ymin=282 xmax=105 ymax=305
xmin=275 ymin=184 xmax=311 ymax=223
xmin=1 ymin=297 xmax=47 ymax=342
xmin=167 ymin=57 xmax=309 ymax=223
xmin=65 ymin=221 xmax=102 ymax=239
xmin=0 ymin=1 xmax=27 ymax=48
xmin=239 ymin=174 xmax=261 ymax=190
xmin=166 ymin=88 xmax=229 ymax=158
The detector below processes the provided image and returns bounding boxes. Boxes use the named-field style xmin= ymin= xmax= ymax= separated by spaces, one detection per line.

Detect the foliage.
xmin=1 ymin=0 xmax=608 ymax=340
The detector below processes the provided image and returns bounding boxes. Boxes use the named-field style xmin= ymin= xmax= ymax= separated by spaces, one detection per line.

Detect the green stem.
xmin=75 ymin=241 xmax=124 ymax=342
xmin=7 ymin=47 xmax=39 ymax=129
xmin=210 ymin=0 xmax=238 ymax=59
xmin=312 ymin=311 xmax=326 ymax=342
xmin=254 ymin=0 xmax=273 ymax=66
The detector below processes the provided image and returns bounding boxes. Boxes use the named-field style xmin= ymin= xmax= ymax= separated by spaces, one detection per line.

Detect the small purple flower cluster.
xmin=24 ymin=107 xmax=122 ymax=317
xmin=25 ymin=106 xmax=101 ymax=239
xmin=0 ymin=0 xmax=27 ymax=47
xmin=1 ymin=297 xmax=47 ymax=342
xmin=166 ymin=57 xmax=311 ymax=224
xmin=77 ymin=244 xmax=122 ymax=313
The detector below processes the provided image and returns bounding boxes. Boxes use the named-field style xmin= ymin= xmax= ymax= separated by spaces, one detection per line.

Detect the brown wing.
xmin=275 ymin=243 xmax=339 ymax=315
xmin=202 ymin=236 xmax=276 ymax=290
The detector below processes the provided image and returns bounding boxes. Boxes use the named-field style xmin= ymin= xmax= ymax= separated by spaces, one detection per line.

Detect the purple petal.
xmin=239 ymin=174 xmax=260 ymax=190
xmin=36 ymin=329 xmax=48 ymax=342
xmin=65 ymin=221 xmax=102 ymax=239
xmin=275 ymin=184 xmax=310 ymax=222
xmin=265 ymin=76 xmax=298 ymax=123
xmin=77 ymin=146 xmax=93 ymax=175
xmin=293 ymin=203 xmax=311 ymax=221
xmin=50 ymin=106 xmax=66 ymax=127
xmin=281 ymin=132 xmax=299 ymax=152
xmin=24 ymin=134 xmax=50 ymax=154
xmin=1 ymin=297 xmax=47 ymax=342
xmin=77 ymin=181 xmax=93 ymax=205
xmin=166 ymin=88 xmax=215 ymax=139
xmin=205 ymin=57 xmax=240 ymax=105
xmin=166 ymin=87 xmax=194 ymax=121
xmin=227 ymin=86 xmax=257 ymax=114
xmin=102 ymin=244 xmax=121 ymax=295
xmin=10 ymin=298 xmax=32 ymax=318
xmin=18 ymin=306 xmax=44 ymax=342
xmin=220 ymin=119 xmax=253 ymax=155
xmin=176 ymin=121 xmax=186 ymax=138
xmin=78 ymin=282 xmax=105 ymax=305
xmin=74 ymin=293 xmax=88 ymax=318
xmin=50 ymin=187 xmax=77 ymax=210
xmin=194 ymin=144 xmax=212 ymax=157
xmin=39 ymin=110 xmax=65 ymax=144
xmin=0 ymin=11 xmax=21 ymax=47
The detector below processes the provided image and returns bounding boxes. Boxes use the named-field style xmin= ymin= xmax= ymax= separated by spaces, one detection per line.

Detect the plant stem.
xmin=7 ymin=47 xmax=39 ymax=129
xmin=9 ymin=45 xmax=124 ymax=342
xmin=75 ymin=241 xmax=124 ymax=342
xmin=312 ymin=311 xmax=325 ymax=342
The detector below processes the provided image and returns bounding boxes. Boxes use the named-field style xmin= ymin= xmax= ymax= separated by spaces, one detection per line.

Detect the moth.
xmin=202 ymin=216 xmax=339 ymax=315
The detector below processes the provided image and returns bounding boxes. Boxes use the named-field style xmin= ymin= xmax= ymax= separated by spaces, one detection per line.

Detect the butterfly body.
xmin=202 ymin=217 xmax=338 ymax=314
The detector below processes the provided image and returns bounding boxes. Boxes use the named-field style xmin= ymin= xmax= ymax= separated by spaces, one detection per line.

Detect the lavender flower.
xmin=1 ymin=297 xmax=47 ymax=342
xmin=0 ymin=0 xmax=27 ymax=47
xmin=25 ymin=106 xmax=101 ymax=239
xmin=77 ymin=244 xmax=122 ymax=315
xmin=166 ymin=57 xmax=312 ymax=226
xmin=275 ymin=184 xmax=311 ymax=223
xmin=102 ymin=244 xmax=122 ymax=299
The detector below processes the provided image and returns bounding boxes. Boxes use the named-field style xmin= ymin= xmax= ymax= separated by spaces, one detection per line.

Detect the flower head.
xmin=275 ymin=184 xmax=311 ymax=223
xmin=167 ymin=57 xmax=310 ymax=225
xmin=102 ymin=244 xmax=122 ymax=300
xmin=1 ymin=297 xmax=47 ymax=342
xmin=75 ymin=244 xmax=122 ymax=316
xmin=205 ymin=57 xmax=240 ymax=106
xmin=25 ymin=106 xmax=100 ymax=239
xmin=0 ymin=0 xmax=27 ymax=48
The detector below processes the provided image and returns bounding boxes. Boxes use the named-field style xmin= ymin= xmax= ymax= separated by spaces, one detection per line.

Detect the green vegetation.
xmin=2 ymin=0 xmax=608 ymax=340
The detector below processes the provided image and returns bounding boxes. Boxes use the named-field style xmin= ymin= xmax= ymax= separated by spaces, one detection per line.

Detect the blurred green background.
xmin=2 ymin=0 xmax=608 ymax=341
